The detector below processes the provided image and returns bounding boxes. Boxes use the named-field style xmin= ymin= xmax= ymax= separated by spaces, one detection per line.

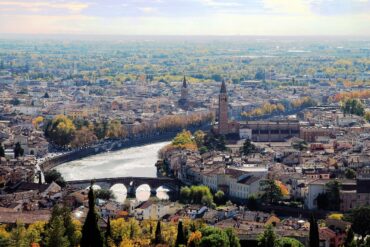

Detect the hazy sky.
xmin=0 ymin=0 xmax=369 ymax=36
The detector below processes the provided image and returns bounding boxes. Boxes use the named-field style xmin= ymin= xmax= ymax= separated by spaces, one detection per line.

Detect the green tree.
xmin=105 ymin=217 xmax=112 ymax=247
xmin=225 ymin=228 xmax=241 ymax=247
xmin=309 ymin=215 xmax=319 ymax=247
xmin=214 ymin=190 xmax=226 ymax=205
xmin=200 ymin=227 xmax=230 ymax=247
xmin=344 ymin=227 xmax=355 ymax=247
xmin=347 ymin=206 xmax=370 ymax=242
xmin=194 ymin=130 xmax=205 ymax=148
xmin=44 ymin=92 xmax=50 ymax=98
xmin=258 ymin=225 xmax=277 ymax=247
xmin=154 ymin=221 xmax=162 ymax=245
xmin=247 ymin=195 xmax=259 ymax=211
xmin=14 ymin=142 xmax=24 ymax=158
xmin=10 ymin=221 xmax=26 ymax=247
xmin=45 ymin=115 xmax=76 ymax=147
xmin=45 ymin=216 xmax=69 ymax=247
xmin=175 ymin=220 xmax=185 ymax=247
xmin=0 ymin=143 xmax=4 ymax=157
xmin=24 ymin=221 xmax=46 ymax=247
xmin=345 ymin=168 xmax=356 ymax=179
xmin=261 ymin=179 xmax=283 ymax=205
xmin=180 ymin=186 xmax=191 ymax=203
xmin=276 ymin=237 xmax=304 ymax=247
xmin=10 ymin=98 xmax=20 ymax=106
xmin=80 ymin=184 xmax=104 ymax=247
xmin=44 ymin=170 xmax=66 ymax=187
xmin=326 ymin=181 xmax=341 ymax=211
xmin=95 ymin=189 xmax=115 ymax=200
xmin=53 ymin=205 xmax=80 ymax=247
xmin=241 ymin=139 xmax=256 ymax=155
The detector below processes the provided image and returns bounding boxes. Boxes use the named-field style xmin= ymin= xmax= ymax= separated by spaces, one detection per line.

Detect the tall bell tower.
xmin=218 ymin=80 xmax=229 ymax=135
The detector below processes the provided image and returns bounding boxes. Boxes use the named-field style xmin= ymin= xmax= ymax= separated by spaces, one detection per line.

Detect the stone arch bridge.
xmin=67 ymin=177 xmax=182 ymax=198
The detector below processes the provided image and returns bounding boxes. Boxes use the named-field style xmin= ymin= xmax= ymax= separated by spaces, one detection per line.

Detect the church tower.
xmin=178 ymin=76 xmax=189 ymax=109
xmin=180 ymin=76 xmax=188 ymax=101
xmin=218 ymin=80 xmax=229 ymax=135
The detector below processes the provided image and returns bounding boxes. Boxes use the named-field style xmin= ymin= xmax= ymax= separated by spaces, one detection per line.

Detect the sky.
xmin=0 ymin=0 xmax=369 ymax=36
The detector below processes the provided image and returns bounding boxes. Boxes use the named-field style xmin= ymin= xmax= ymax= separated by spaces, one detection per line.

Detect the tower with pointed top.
xmin=178 ymin=76 xmax=189 ymax=109
xmin=218 ymin=80 xmax=229 ymax=135
xmin=180 ymin=76 xmax=188 ymax=102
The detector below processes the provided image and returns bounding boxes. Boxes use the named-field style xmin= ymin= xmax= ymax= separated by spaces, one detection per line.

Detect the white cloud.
xmin=0 ymin=1 xmax=89 ymax=13
xmin=1 ymin=11 xmax=368 ymax=36
xmin=138 ymin=7 xmax=158 ymax=13
xmin=198 ymin=0 xmax=242 ymax=7
xmin=262 ymin=0 xmax=312 ymax=15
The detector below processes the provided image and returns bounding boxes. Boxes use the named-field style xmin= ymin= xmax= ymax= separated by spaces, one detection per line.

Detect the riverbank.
xmin=40 ymin=124 xmax=211 ymax=172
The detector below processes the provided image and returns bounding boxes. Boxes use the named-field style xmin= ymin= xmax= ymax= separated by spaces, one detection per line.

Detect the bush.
xmin=44 ymin=170 xmax=66 ymax=187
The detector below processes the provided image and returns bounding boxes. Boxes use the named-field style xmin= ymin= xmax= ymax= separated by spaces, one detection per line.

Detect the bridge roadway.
xmin=67 ymin=176 xmax=183 ymax=198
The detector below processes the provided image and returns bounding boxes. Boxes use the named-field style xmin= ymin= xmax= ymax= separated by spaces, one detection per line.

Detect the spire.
xmin=220 ymin=80 xmax=226 ymax=93
xmin=182 ymin=76 xmax=187 ymax=88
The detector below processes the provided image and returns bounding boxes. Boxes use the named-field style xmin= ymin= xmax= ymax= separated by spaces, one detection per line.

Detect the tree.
xmin=44 ymin=170 xmax=66 ymax=187
xmin=214 ymin=190 xmax=226 ymax=205
xmin=10 ymin=221 xmax=27 ymax=247
xmin=45 ymin=115 xmax=76 ymax=147
xmin=241 ymin=139 xmax=256 ymax=155
xmin=14 ymin=142 xmax=24 ymax=158
xmin=0 ymin=144 xmax=4 ymax=157
xmin=46 ymin=216 xmax=71 ymax=247
xmin=347 ymin=206 xmax=370 ymax=242
xmin=10 ymin=97 xmax=20 ymax=105
xmin=95 ymin=189 xmax=115 ymax=200
xmin=276 ymin=237 xmax=304 ymax=247
xmin=261 ymin=180 xmax=283 ymax=205
xmin=44 ymin=92 xmax=50 ymax=98
xmin=345 ymin=168 xmax=356 ymax=179
xmin=175 ymin=220 xmax=185 ymax=247
xmin=32 ymin=116 xmax=44 ymax=129
xmin=24 ymin=221 xmax=46 ymax=247
xmin=309 ymin=215 xmax=319 ymax=247
xmin=316 ymin=193 xmax=329 ymax=210
xmin=48 ymin=205 xmax=80 ymax=247
xmin=154 ymin=221 xmax=162 ymax=245
xmin=247 ymin=195 xmax=259 ymax=211
xmin=45 ymin=216 xmax=69 ymax=247
xmin=194 ymin=130 xmax=205 ymax=148
xmin=344 ymin=227 xmax=355 ymax=247
xmin=70 ymin=127 xmax=98 ymax=148
xmin=200 ymin=227 xmax=230 ymax=247
xmin=224 ymin=228 xmax=240 ymax=247
xmin=187 ymin=230 xmax=202 ymax=247
xmin=258 ymin=225 xmax=277 ymax=247
xmin=326 ymin=181 xmax=341 ymax=211
xmin=105 ymin=217 xmax=113 ymax=247
xmin=80 ymin=184 xmax=104 ymax=247
xmin=180 ymin=186 xmax=191 ymax=203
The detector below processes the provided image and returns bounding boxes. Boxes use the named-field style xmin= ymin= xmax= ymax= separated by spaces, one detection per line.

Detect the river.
xmin=55 ymin=141 xmax=170 ymax=181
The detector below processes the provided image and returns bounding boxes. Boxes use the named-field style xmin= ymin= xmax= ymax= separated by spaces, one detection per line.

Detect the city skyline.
xmin=0 ymin=0 xmax=369 ymax=36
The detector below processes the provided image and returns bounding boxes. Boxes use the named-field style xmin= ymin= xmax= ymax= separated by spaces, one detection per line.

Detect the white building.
xmin=305 ymin=179 xmax=328 ymax=210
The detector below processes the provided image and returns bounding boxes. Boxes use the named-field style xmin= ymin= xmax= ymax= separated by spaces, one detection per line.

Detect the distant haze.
xmin=0 ymin=0 xmax=369 ymax=36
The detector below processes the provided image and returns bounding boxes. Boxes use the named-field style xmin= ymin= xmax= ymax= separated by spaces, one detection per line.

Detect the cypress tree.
xmin=0 ymin=143 xmax=4 ymax=157
xmin=175 ymin=220 xmax=185 ymax=247
xmin=154 ymin=221 xmax=162 ymax=245
xmin=105 ymin=217 xmax=112 ymax=247
xmin=80 ymin=184 xmax=103 ymax=247
xmin=14 ymin=142 xmax=24 ymax=158
xmin=344 ymin=227 xmax=354 ymax=247
xmin=309 ymin=214 xmax=319 ymax=247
